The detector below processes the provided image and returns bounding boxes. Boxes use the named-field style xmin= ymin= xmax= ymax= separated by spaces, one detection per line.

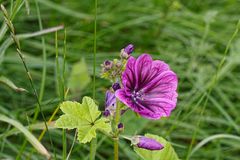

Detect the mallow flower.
xmin=132 ymin=136 xmax=164 ymax=150
xmin=115 ymin=54 xmax=178 ymax=119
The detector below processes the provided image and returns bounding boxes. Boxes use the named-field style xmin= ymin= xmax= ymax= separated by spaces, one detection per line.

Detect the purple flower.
xmin=115 ymin=54 xmax=178 ymax=119
xmin=112 ymin=83 xmax=121 ymax=91
xmin=104 ymin=90 xmax=116 ymax=117
xmin=124 ymin=44 xmax=134 ymax=55
xmin=134 ymin=136 xmax=164 ymax=150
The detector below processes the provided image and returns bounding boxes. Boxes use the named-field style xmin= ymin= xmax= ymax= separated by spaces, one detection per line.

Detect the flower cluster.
xmin=100 ymin=44 xmax=134 ymax=82
xmin=101 ymin=44 xmax=178 ymax=151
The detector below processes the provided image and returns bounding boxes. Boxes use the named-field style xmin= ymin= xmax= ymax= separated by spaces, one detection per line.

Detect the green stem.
xmin=62 ymin=129 xmax=67 ymax=159
xmin=114 ymin=99 xmax=121 ymax=160
xmin=114 ymin=139 xmax=119 ymax=160
xmin=92 ymin=0 xmax=97 ymax=99
xmin=90 ymin=0 xmax=98 ymax=159
xmin=115 ymin=99 xmax=121 ymax=127
xmin=62 ymin=28 xmax=67 ymax=160
xmin=90 ymin=138 xmax=97 ymax=160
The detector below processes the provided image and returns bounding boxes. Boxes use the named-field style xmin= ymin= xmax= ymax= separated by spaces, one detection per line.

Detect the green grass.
xmin=0 ymin=0 xmax=240 ymax=159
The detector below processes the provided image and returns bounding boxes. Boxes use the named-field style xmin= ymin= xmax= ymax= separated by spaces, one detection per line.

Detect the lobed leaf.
xmin=81 ymin=96 xmax=101 ymax=122
xmin=55 ymin=97 xmax=111 ymax=143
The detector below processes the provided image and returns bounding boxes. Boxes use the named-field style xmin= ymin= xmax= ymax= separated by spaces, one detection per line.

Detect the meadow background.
xmin=0 ymin=0 xmax=240 ymax=159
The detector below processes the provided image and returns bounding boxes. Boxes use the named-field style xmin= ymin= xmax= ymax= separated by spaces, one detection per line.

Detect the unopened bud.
xmin=120 ymin=44 xmax=134 ymax=59
xmin=102 ymin=60 xmax=113 ymax=70
xmin=112 ymin=83 xmax=121 ymax=91
xmin=103 ymin=110 xmax=110 ymax=117
xmin=118 ymin=123 xmax=124 ymax=129
xmin=115 ymin=60 xmax=122 ymax=68
xmin=124 ymin=44 xmax=134 ymax=55
xmin=132 ymin=136 xmax=164 ymax=151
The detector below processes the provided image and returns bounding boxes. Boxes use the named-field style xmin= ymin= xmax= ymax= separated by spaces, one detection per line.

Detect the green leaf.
xmin=77 ymin=117 xmax=111 ymax=143
xmin=68 ymin=58 xmax=91 ymax=93
xmin=55 ymin=97 xmax=111 ymax=143
xmin=0 ymin=76 xmax=26 ymax=92
xmin=134 ymin=134 xmax=179 ymax=160
xmin=81 ymin=96 xmax=101 ymax=122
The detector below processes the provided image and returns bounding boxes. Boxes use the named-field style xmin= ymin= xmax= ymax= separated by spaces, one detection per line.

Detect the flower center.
xmin=131 ymin=90 xmax=144 ymax=102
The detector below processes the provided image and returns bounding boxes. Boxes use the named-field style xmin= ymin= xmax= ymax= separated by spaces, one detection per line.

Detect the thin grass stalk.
xmin=17 ymin=1 xmax=50 ymax=158
xmin=90 ymin=0 xmax=98 ymax=160
xmin=66 ymin=131 xmax=77 ymax=160
xmin=0 ymin=4 xmax=55 ymax=159
xmin=185 ymin=20 xmax=240 ymax=160
xmin=62 ymin=28 xmax=67 ymax=160
xmin=0 ymin=0 xmax=24 ymax=42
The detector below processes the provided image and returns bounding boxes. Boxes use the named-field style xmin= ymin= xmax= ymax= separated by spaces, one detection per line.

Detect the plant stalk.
xmin=114 ymin=99 xmax=121 ymax=160
xmin=90 ymin=138 xmax=97 ymax=160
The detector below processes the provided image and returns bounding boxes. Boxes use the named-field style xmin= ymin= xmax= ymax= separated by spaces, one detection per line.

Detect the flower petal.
xmin=140 ymin=96 xmax=177 ymax=118
xmin=143 ymin=71 xmax=178 ymax=94
xmin=122 ymin=56 xmax=136 ymax=91
xmin=134 ymin=54 xmax=153 ymax=90
xmin=115 ymin=89 xmax=131 ymax=106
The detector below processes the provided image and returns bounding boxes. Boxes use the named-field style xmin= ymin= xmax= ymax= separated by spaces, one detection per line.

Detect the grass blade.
xmin=0 ymin=114 xmax=51 ymax=159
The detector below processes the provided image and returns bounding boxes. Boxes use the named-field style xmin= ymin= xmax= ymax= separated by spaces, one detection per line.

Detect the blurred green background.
xmin=0 ymin=0 xmax=240 ymax=159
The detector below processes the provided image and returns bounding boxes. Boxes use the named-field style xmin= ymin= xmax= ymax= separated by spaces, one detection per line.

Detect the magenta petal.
xmin=134 ymin=54 xmax=153 ymax=89
xmin=152 ymin=60 xmax=170 ymax=73
xmin=122 ymin=56 xmax=136 ymax=91
xmin=115 ymin=89 xmax=133 ymax=107
xmin=143 ymin=71 xmax=177 ymax=93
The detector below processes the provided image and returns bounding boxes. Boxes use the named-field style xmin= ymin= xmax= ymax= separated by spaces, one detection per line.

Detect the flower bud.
xmin=118 ymin=123 xmax=124 ymax=129
xmin=124 ymin=44 xmax=134 ymax=55
xmin=103 ymin=60 xmax=113 ymax=70
xmin=115 ymin=60 xmax=122 ymax=68
xmin=118 ymin=123 xmax=124 ymax=132
xmin=103 ymin=110 xmax=110 ymax=117
xmin=120 ymin=44 xmax=134 ymax=59
xmin=132 ymin=136 xmax=164 ymax=150
xmin=112 ymin=83 xmax=121 ymax=91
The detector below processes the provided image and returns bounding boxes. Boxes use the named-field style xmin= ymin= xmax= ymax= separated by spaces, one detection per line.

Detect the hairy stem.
xmin=90 ymin=138 xmax=97 ymax=160
xmin=114 ymin=99 xmax=121 ymax=160
xmin=114 ymin=139 xmax=119 ymax=160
